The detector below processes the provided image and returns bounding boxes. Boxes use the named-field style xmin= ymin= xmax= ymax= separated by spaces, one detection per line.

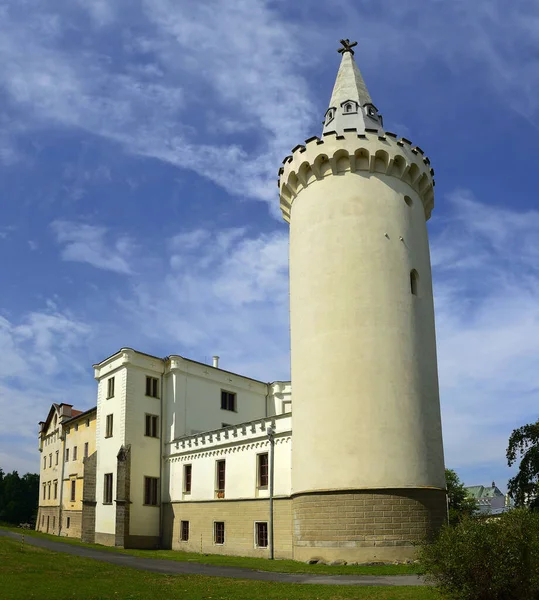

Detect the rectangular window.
xmin=103 ymin=473 xmax=113 ymax=504
xmin=216 ymin=460 xmax=226 ymax=493
xmin=84 ymin=442 xmax=89 ymax=458
xmin=42 ymin=484 xmax=46 ymax=500
xmin=258 ymin=453 xmax=269 ymax=489
xmin=75 ymin=423 xmax=79 ymax=432
xmin=255 ymin=522 xmax=268 ymax=548
xmin=144 ymin=414 xmax=159 ymax=438
xmin=49 ymin=453 xmax=52 ymax=468
xmin=73 ymin=446 xmax=78 ymax=461
xmin=107 ymin=377 xmax=115 ymax=399
xmin=220 ymin=390 xmax=236 ymax=412
xmin=66 ymin=516 xmax=70 ymax=529
xmin=54 ymin=481 xmax=58 ymax=500
xmin=70 ymin=480 xmax=76 ymax=502
xmin=47 ymin=483 xmax=51 ymax=500
xmin=41 ymin=515 xmax=44 ymax=526
xmin=65 ymin=448 xmax=69 ymax=462
xmin=55 ymin=450 xmax=59 ymax=465
xmin=144 ymin=476 xmax=159 ymax=506
xmin=86 ymin=419 xmax=90 ymax=427
xmin=180 ymin=520 xmax=189 ymax=542
xmin=214 ymin=521 xmax=225 ymax=545
xmin=184 ymin=465 xmax=192 ymax=493
xmin=145 ymin=376 xmax=159 ymax=398
xmin=105 ymin=414 xmax=113 ymax=438
xmin=43 ymin=456 xmax=46 ymax=469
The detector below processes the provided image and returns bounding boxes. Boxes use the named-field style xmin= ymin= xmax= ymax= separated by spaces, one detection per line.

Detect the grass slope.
xmin=0 ymin=526 xmax=421 ymax=576
xmin=0 ymin=536 xmax=440 ymax=600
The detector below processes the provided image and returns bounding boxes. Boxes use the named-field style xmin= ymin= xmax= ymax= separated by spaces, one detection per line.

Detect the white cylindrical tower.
xmin=280 ymin=40 xmax=446 ymax=563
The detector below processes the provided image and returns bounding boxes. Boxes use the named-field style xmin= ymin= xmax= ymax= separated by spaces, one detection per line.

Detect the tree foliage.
xmin=419 ymin=510 xmax=539 ymax=600
xmin=0 ymin=468 xmax=39 ymax=525
xmin=507 ymin=420 xmax=539 ymax=508
xmin=445 ymin=468 xmax=478 ymax=525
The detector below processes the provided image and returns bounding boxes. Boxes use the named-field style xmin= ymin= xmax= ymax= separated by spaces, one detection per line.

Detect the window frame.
xmin=73 ymin=446 xmax=77 ymax=461
xmin=65 ymin=448 xmax=69 ymax=462
xmin=180 ymin=520 xmax=189 ymax=542
xmin=107 ymin=377 xmax=115 ymax=399
xmin=257 ymin=452 xmax=269 ymax=489
xmin=216 ymin=460 xmax=226 ymax=494
xmin=105 ymin=414 xmax=114 ymax=438
xmin=145 ymin=376 xmax=159 ymax=399
xmin=53 ymin=480 xmax=58 ymax=500
xmin=103 ymin=473 xmax=113 ymax=504
xmin=66 ymin=516 xmax=70 ymax=529
xmin=70 ymin=479 xmax=76 ymax=502
xmin=183 ymin=464 xmax=192 ymax=494
xmin=220 ymin=390 xmax=236 ymax=412
xmin=214 ymin=521 xmax=225 ymax=545
xmin=55 ymin=450 xmax=59 ymax=465
xmin=143 ymin=476 xmax=159 ymax=506
xmin=255 ymin=521 xmax=269 ymax=548
xmin=84 ymin=442 xmax=89 ymax=459
xmin=144 ymin=414 xmax=159 ymax=438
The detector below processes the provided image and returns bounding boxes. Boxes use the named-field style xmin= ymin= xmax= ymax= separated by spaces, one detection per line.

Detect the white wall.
xmin=166 ymin=415 xmax=292 ymax=502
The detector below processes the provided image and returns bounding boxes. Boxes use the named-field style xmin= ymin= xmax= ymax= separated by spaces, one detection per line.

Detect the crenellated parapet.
xmin=278 ymin=130 xmax=435 ymax=223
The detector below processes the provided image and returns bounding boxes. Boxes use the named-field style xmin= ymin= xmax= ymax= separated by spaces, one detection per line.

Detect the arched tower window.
xmin=345 ymin=103 xmax=352 ymax=113
xmin=404 ymin=195 xmax=413 ymax=207
xmin=410 ymin=270 xmax=419 ymax=296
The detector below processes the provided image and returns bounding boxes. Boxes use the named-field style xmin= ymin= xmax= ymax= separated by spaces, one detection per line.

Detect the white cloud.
xmin=51 ymin=220 xmax=135 ymax=274
xmin=431 ymin=191 xmax=539 ymax=487
xmin=122 ymin=225 xmax=290 ymax=380
xmin=0 ymin=307 xmax=94 ymax=474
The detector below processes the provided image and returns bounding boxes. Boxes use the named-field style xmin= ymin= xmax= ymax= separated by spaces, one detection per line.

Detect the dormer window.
xmin=325 ymin=107 xmax=336 ymax=125
xmin=364 ymin=103 xmax=379 ymax=121
xmin=340 ymin=100 xmax=358 ymax=115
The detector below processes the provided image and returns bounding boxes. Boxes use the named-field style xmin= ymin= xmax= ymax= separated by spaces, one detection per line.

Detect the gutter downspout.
xmin=159 ymin=361 xmax=166 ymax=548
xmin=267 ymin=425 xmax=275 ymax=560
xmin=58 ymin=426 xmax=66 ymax=537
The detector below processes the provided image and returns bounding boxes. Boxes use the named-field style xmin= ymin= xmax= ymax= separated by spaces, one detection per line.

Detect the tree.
xmin=446 ymin=468 xmax=478 ymax=525
xmin=0 ymin=468 xmax=39 ymax=525
xmin=507 ymin=420 xmax=539 ymax=508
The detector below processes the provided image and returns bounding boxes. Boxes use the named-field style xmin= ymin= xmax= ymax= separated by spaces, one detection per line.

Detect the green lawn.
xmin=0 ymin=526 xmax=421 ymax=576
xmin=0 ymin=536 xmax=441 ymax=600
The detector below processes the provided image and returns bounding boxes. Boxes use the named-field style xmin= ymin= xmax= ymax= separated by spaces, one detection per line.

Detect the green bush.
xmin=419 ymin=509 xmax=539 ymax=600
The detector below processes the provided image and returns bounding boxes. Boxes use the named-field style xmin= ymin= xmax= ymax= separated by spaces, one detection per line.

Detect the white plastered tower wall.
xmin=280 ymin=41 xmax=446 ymax=562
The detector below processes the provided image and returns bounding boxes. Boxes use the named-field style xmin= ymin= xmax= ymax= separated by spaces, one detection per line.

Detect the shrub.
xmin=419 ymin=509 xmax=539 ymax=600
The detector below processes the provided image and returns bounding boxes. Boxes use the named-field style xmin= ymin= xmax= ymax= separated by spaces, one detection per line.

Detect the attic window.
xmin=345 ymin=103 xmax=352 ymax=113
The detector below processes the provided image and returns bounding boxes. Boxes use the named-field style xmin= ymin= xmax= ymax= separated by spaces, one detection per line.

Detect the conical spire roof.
xmin=322 ymin=40 xmax=383 ymax=136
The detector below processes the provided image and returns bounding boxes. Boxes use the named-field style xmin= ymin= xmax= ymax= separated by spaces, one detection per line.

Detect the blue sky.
xmin=1 ymin=0 xmax=538 ymax=492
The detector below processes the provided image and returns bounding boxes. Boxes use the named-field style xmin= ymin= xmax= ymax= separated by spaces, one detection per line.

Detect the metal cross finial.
xmin=338 ymin=39 xmax=358 ymax=56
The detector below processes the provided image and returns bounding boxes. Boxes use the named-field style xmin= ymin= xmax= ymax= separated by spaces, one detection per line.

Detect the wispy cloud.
xmin=51 ymin=220 xmax=135 ymax=274
xmin=432 ymin=191 xmax=539 ymax=486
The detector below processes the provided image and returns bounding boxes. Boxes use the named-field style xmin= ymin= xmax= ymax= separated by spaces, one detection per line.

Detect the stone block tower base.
xmin=292 ymin=489 xmax=447 ymax=563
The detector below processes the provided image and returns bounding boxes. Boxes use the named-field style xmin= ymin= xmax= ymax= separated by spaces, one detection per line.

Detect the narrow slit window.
xmin=410 ymin=269 xmax=419 ymax=296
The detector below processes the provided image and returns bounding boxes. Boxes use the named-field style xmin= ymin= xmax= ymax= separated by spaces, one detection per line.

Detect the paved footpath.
xmin=0 ymin=529 xmax=427 ymax=587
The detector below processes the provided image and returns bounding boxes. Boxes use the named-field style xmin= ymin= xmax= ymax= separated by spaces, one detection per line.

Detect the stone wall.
xmin=167 ymin=498 xmax=293 ymax=558
xmin=62 ymin=510 xmax=82 ymax=538
xmin=292 ymin=488 xmax=447 ymax=562
xmin=115 ymin=445 xmax=131 ymax=547
xmin=36 ymin=506 xmax=61 ymax=535
xmin=81 ymin=451 xmax=97 ymax=544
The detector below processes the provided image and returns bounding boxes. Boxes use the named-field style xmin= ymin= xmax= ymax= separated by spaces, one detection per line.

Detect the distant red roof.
xmin=71 ymin=410 xmax=83 ymax=417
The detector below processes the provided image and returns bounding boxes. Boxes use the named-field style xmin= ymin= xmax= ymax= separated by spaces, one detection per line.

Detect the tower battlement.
xmin=278 ymin=130 xmax=435 ymax=223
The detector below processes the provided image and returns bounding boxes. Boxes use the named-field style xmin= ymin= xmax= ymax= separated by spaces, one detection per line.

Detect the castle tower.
xmin=279 ymin=40 xmax=446 ymax=563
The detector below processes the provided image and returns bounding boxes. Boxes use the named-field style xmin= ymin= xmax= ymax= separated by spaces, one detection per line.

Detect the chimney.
xmin=212 ymin=356 xmax=220 ymax=369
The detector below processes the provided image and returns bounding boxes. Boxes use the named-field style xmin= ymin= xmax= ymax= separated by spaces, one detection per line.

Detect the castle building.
xmin=37 ymin=403 xmax=96 ymax=537
xmin=36 ymin=41 xmax=446 ymax=562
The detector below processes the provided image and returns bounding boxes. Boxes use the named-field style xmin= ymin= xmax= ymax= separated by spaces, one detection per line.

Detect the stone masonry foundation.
xmin=292 ymin=489 xmax=447 ymax=563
